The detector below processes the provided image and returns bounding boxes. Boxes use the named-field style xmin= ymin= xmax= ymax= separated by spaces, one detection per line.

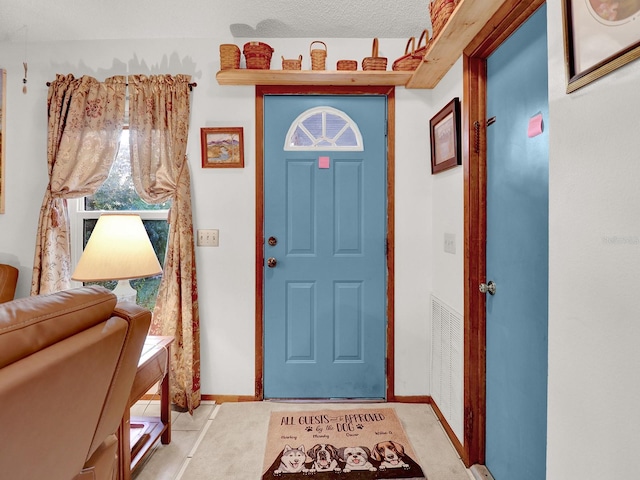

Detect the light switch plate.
xmin=197 ymin=229 xmax=219 ymax=247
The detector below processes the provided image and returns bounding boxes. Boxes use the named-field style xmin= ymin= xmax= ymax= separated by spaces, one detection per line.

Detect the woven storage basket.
xmin=282 ymin=55 xmax=302 ymax=70
xmin=429 ymin=0 xmax=457 ymax=39
xmin=310 ymin=41 xmax=327 ymax=70
xmin=337 ymin=60 xmax=358 ymax=71
xmin=243 ymin=41 xmax=274 ymax=70
xmin=392 ymin=30 xmax=430 ymax=72
xmin=362 ymin=38 xmax=387 ymax=71
xmin=220 ymin=44 xmax=241 ymax=70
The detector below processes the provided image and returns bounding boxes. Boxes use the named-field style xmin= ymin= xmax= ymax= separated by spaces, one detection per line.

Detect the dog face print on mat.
xmin=274 ymin=445 xmax=308 ymax=474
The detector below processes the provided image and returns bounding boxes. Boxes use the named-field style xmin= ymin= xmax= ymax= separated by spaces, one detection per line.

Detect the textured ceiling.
xmin=0 ymin=0 xmax=432 ymax=43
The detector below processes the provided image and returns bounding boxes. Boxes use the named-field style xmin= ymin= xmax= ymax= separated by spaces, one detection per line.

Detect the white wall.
xmin=0 ymin=36 xmax=460 ymax=398
xmin=429 ymin=59 xmax=464 ymax=441
xmin=430 ymin=60 xmax=464 ymax=314
xmin=395 ymin=65 xmax=465 ymax=398
xmin=427 ymin=62 xmax=464 ymax=315
xmin=546 ymin=1 xmax=640 ymax=477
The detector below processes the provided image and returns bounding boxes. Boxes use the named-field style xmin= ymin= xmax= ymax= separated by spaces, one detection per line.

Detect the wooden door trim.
xmin=462 ymin=0 xmax=545 ymax=467
xmin=255 ymin=85 xmax=396 ymax=401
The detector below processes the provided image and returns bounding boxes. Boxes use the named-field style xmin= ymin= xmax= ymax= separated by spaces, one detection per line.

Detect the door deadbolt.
xmin=479 ymin=281 xmax=496 ymax=295
xmin=268 ymin=236 xmax=278 ymax=246
xmin=267 ymin=257 xmax=277 ymax=268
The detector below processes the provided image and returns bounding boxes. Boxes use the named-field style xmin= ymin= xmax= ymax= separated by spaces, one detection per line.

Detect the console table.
xmin=118 ymin=335 xmax=174 ymax=480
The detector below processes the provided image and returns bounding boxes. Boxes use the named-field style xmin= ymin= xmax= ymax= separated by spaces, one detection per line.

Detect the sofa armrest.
xmin=86 ymin=301 xmax=151 ymax=460
xmin=0 ymin=264 xmax=18 ymax=303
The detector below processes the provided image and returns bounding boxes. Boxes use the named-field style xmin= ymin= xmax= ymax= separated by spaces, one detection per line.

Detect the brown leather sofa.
xmin=0 ymin=263 xmax=19 ymax=303
xmin=0 ymin=285 xmax=151 ymax=480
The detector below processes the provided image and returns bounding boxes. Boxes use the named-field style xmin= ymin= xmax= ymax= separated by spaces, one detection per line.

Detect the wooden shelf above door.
xmin=215 ymin=0 xmax=509 ymax=90
xmin=406 ymin=0 xmax=506 ymax=88
xmin=215 ymin=69 xmax=413 ymax=86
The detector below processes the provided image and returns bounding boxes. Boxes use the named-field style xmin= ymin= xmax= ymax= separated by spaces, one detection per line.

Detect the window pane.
xmin=289 ymin=126 xmax=314 ymax=147
xmin=325 ymin=113 xmax=347 ymax=138
xmin=301 ymin=114 xmax=323 ymax=138
xmin=284 ymin=106 xmax=364 ymax=151
xmin=82 ymin=218 xmax=168 ymax=310
xmin=335 ymin=128 xmax=358 ymax=146
xmin=85 ymin=130 xmax=171 ymax=211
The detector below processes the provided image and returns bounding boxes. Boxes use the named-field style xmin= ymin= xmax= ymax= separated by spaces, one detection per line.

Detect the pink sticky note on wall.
xmin=319 ymin=156 xmax=330 ymax=169
xmin=528 ymin=113 xmax=544 ymax=138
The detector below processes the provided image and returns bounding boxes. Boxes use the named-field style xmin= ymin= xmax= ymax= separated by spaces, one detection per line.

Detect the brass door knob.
xmin=267 ymin=257 xmax=277 ymax=268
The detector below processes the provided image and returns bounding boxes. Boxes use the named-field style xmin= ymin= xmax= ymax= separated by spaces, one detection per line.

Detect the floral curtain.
xmin=31 ymin=75 xmax=126 ymax=295
xmin=128 ymin=74 xmax=200 ymax=413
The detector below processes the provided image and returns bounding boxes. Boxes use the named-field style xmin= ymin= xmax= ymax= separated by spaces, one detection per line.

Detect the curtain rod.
xmin=45 ymin=81 xmax=198 ymax=91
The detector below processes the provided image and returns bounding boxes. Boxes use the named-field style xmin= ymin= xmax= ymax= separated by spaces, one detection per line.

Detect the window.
xmin=70 ymin=129 xmax=171 ymax=310
xmin=284 ymin=106 xmax=364 ymax=151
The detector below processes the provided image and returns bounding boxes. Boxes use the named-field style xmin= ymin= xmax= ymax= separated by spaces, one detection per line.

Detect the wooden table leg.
xmin=120 ymin=336 xmax=173 ymax=478
xmin=160 ymin=343 xmax=171 ymax=445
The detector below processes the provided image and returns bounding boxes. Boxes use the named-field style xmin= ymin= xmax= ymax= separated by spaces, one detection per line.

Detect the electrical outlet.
xmin=444 ymin=233 xmax=456 ymax=254
xmin=197 ymin=229 xmax=219 ymax=247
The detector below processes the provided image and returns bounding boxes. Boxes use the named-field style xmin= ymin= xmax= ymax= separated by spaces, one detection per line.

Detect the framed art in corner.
xmin=563 ymin=0 xmax=640 ymax=93
xmin=201 ymin=127 xmax=244 ymax=168
xmin=0 ymin=68 xmax=6 ymax=214
xmin=430 ymin=97 xmax=461 ymax=175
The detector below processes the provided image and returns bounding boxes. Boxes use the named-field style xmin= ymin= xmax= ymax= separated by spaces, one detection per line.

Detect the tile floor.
xmin=130 ymin=399 xmax=217 ymax=480
xmin=130 ymin=400 xmax=477 ymax=480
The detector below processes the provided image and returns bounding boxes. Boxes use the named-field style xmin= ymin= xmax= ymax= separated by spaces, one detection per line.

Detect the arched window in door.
xmin=284 ymin=106 xmax=364 ymax=151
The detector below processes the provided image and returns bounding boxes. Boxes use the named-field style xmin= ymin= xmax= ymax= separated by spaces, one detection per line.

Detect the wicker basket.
xmin=430 ymin=0 xmax=457 ymax=39
xmin=392 ymin=30 xmax=430 ymax=72
xmin=362 ymin=38 xmax=387 ymax=71
xmin=414 ymin=29 xmax=430 ymax=57
xmin=337 ymin=60 xmax=358 ymax=71
xmin=243 ymin=41 xmax=274 ymax=70
xmin=219 ymin=44 xmax=241 ymax=70
xmin=282 ymin=55 xmax=302 ymax=70
xmin=310 ymin=41 xmax=327 ymax=70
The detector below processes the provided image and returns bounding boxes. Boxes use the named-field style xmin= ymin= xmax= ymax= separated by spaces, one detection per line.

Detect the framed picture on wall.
xmin=563 ymin=0 xmax=640 ymax=93
xmin=200 ymin=127 xmax=244 ymax=168
xmin=430 ymin=97 xmax=461 ymax=175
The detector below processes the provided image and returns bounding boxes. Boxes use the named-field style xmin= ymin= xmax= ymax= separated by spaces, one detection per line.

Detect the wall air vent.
xmin=431 ymin=295 xmax=463 ymax=442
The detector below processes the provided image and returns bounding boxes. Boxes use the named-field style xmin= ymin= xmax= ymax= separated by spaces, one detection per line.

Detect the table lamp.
xmin=71 ymin=213 xmax=163 ymax=304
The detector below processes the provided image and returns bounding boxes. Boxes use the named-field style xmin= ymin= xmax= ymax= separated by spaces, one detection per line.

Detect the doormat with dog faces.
xmin=262 ymin=407 xmax=427 ymax=480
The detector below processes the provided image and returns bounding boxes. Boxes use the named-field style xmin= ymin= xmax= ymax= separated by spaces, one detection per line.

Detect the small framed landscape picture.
xmin=200 ymin=127 xmax=244 ymax=168
xmin=430 ymin=97 xmax=461 ymax=175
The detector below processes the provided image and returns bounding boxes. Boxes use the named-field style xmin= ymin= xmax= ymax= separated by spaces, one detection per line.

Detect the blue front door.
xmin=485 ymin=5 xmax=549 ymax=479
xmin=263 ymin=95 xmax=387 ymax=399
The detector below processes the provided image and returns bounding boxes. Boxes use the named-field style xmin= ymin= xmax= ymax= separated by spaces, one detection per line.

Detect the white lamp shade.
xmin=72 ymin=213 xmax=163 ymax=282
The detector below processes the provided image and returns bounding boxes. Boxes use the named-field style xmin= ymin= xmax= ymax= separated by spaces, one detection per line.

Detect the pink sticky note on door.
xmin=528 ymin=113 xmax=543 ymax=138
xmin=319 ymin=156 xmax=330 ymax=169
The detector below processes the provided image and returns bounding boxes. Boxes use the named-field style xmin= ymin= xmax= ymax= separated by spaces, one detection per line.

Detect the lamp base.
xmin=112 ymin=279 xmax=137 ymax=304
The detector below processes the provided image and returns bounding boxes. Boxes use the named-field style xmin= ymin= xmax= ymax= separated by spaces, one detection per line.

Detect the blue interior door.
xmin=263 ymin=95 xmax=387 ymax=399
xmin=485 ymin=5 xmax=548 ymax=479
